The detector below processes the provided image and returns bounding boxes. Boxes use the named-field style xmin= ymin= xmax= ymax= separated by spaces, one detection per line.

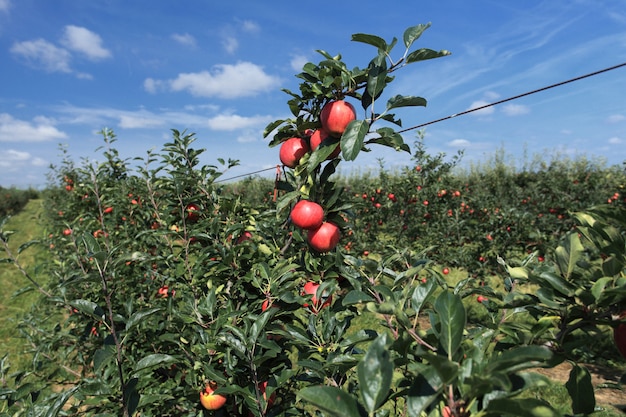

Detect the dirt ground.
xmin=532 ymin=361 xmax=626 ymax=412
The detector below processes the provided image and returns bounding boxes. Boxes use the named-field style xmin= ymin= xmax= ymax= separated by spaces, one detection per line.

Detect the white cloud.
xmin=0 ymin=0 xmax=10 ymax=12
xmin=0 ymin=113 xmax=68 ymax=142
xmin=54 ymin=104 xmax=212 ymax=130
xmin=171 ymin=32 xmax=196 ymax=47
xmin=502 ymin=104 xmax=530 ymax=116
xmin=483 ymin=91 xmax=500 ymax=101
xmin=160 ymin=62 xmax=281 ymax=99
xmin=240 ymin=20 xmax=260 ymax=33
xmin=608 ymin=137 xmax=623 ymax=145
xmin=222 ymin=36 xmax=238 ymax=54
xmin=0 ymin=149 xmax=48 ymax=174
xmin=607 ymin=114 xmax=625 ymax=123
xmin=61 ymin=25 xmax=112 ymax=60
xmin=119 ymin=115 xmax=165 ymax=129
xmin=290 ymin=54 xmax=309 ymax=72
xmin=236 ymin=129 xmax=261 ymax=143
xmin=32 ymin=157 xmax=47 ymax=166
xmin=207 ymin=114 xmax=273 ymax=131
xmin=448 ymin=139 xmax=471 ymax=147
xmin=143 ymin=78 xmax=163 ymax=94
xmin=467 ymin=100 xmax=494 ymax=116
xmin=10 ymin=39 xmax=72 ymax=73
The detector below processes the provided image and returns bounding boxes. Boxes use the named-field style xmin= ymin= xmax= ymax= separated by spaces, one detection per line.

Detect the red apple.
xmin=237 ymin=231 xmax=253 ymax=244
xmin=290 ymin=200 xmax=324 ymax=230
xmin=258 ymin=381 xmax=276 ymax=407
xmin=200 ymin=382 xmax=227 ymax=410
xmin=279 ymin=137 xmax=310 ymax=168
xmin=62 ymin=228 xmax=72 ymax=236
xmin=309 ymin=129 xmax=340 ymax=159
xmin=302 ymin=281 xmax=332 ymax=313
xmin=307 ymin=222 xmax=341 ymax=252
xmin=442 ymin=268 xmax=450 ymax=275
xmin=320 ymin=100 xmax=357 ymax=137
xmin=261 ymin=299 xmax=274 ymax=312
xmin=185 ymin=203 xmax=200 ymax=222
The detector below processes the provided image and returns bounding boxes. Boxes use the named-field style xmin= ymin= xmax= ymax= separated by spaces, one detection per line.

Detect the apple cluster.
xmin=278 ymin=100 xmax=357 ymax=253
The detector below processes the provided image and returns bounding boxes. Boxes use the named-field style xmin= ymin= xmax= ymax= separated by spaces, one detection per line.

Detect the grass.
xmin=0 ymin=199 xmax=49 ymax=374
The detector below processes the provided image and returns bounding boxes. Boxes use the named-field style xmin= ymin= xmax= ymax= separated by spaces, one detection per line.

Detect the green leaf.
xmin=535 ymin=271 xmax=576 ymax=297
xmin=366 ymin=54 xmax=388 ymax=99
xmin=263 ymin=119 xmax=286 ymax=139
xmin=368 ymin=128 xmax=410 ymax=152
xmin=125 ymin=307 xmax=162 ymax=332
xmin=341 ymin=120 xmax=369 ymax=161
xmin=486 ymin=345 xmax=552 ymax=374
xmin=93 ymin=346 xmax=116 ymax=371
xmin=298 ymin=386 xmax=361 ymax=417
xmin=133 ymin=354 xmax=176 ymax=375
xmin=69 ymin=299 xmax=105 ymax=322
xmin=343 ymin=290 xmax=375 ymax=305
xmin=386 ymin=95 xmax=427 ymax=111
xmin=405 ymin=48 xmax=451 ymax=64
xmin=403 ymin=23 xmax=431 ymax=48
xmin=248 ymin=308 xmax=276 ymax=345
xmin=406 ymin=370 xmax=440 ymax=417
xmin=434 ymin=291 xmax=466 ymax=359
xmin=591 ymin=277 xmax=612 ymax=302
xmin=411 ymin=277 xmax=436 ymax=317
xmin=43 ymin=386 xmax=80 ymax=417
xmin=351 ymin=33 xmax=387 ymax=50
xmin=565 ymin=364 xmax=595 ymax=415
xmin=485 ymin=397 xmax=563 ymax=417
xmin=357 ymin=333 xmax=392 ymax=413
xmin=124 ymin=377 xmax=140 ymax=417
xmin=555 ymin=232 xmax=584 ymax=280
xmin=424 ymin=353 xmax=459 ymax=385
xmin=17 ymin=239 xmax=39 ymax=254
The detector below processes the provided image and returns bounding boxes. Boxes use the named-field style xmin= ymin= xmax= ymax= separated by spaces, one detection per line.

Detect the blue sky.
xmin=0 ymin=0 xmax=625 ymax=188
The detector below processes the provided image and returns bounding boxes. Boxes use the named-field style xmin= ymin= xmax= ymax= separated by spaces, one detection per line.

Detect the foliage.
xmin=0 ymin=187 xmax=39 ymax=219
xmin=1 ymin=23 xmax=626 ymax=417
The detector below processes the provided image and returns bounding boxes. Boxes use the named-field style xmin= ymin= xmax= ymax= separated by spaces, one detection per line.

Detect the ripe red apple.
xmin=185 ymin=203 xmax=200 ymax=222
xmin=258 ymin=381 xmax=276 ymax=407
xmin=62 ymin=228 xmax=72 ymax=236
xmin=442 ymin=267 xmax=450 ymax=275
xmin=261 ymin=299 xmax=274 ymax=312
xmin=320 ymin=100 xmax=356 ymax=137
xmin=237 ymin=231 xmax=253 ymax=244
xmin=290 ymin=200 xmax=324 ymax=230
xmin=279 ymin=137 xmax=310 ymax=168
xmin=302 ymin=281 xmax=332 ymax=312
xmin=200 ymin=382 xmax=227 ymax=410
xmin=309 ymin=129 xmax=340 ymax=159
xmin=103 ymin=206 xmax=113 ymax=214
xmin=307 ymin=222 xmax=340 ymax=252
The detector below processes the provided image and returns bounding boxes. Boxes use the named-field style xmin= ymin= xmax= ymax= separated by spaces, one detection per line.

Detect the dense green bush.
xmin=0 ymin=187 xmax=39 ymax=218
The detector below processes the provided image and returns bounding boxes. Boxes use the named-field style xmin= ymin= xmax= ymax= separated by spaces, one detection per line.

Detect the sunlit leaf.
xmin=298 ymin=386 xmax=361 ymax=417
xmin=403 ymin=23 xmax=431 ymax=48
xmin=357 ymin=333 xmax=392 ymax=413
xmin=341 ymin=120 xmax=369 ymax=161
xmin=405 ymin=48 xmax=451 ymax=64
xmin=434 ymin=291 xmax=466 ymax=359
xmin=386 ymin=95 xmax=427 ymax=111
xmin=351 ymin=33 xmax=387 ymax=50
